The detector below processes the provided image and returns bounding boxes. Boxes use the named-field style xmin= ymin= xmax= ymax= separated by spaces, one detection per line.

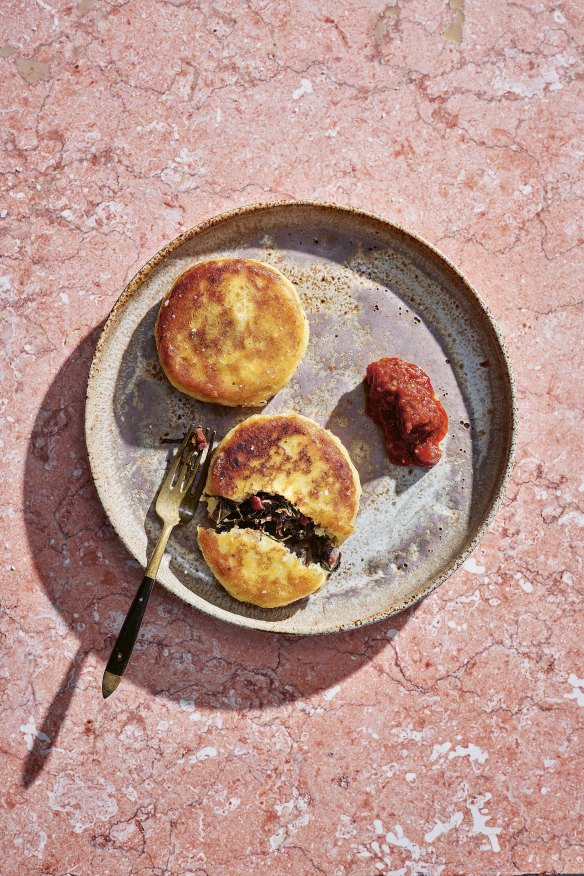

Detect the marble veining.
xmin=1 ymin=1 xmax=582 ymax=874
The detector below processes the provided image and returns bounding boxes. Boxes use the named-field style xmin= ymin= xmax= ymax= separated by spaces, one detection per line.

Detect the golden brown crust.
xmin=198 ymin=526 xmax=325 ymax=608
xmin=205 ymin=413 xmax=361 ymax=542
xmin=155 ymin=258 xmax=308 ymax=406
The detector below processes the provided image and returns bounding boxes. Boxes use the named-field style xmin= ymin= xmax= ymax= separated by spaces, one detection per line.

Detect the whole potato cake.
xmin=155 ymin=258 xmax=309 ymax=406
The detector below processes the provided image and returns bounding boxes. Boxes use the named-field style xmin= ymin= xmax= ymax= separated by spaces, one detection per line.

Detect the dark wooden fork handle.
xmin=102 ymin=575 xmax=156 ymax=698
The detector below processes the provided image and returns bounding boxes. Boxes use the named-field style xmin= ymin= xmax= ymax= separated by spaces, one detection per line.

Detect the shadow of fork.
xmin=21 ymin=644 xmax=86 ymax=788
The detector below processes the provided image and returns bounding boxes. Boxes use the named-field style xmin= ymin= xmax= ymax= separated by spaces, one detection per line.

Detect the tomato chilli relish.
xmin=365 ymin=357 xmax=448 ymax=467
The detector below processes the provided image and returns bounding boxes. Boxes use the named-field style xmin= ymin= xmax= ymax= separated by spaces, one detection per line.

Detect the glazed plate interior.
xmin=85 ymin=202 xmax=515 ymax=634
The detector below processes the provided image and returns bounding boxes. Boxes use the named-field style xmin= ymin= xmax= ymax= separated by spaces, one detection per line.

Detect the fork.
xmin=102 ymin=424 xmax=216 ymax=699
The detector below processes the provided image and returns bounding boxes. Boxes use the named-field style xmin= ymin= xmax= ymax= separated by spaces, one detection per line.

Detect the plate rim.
xmin=85 ymin=199 xmax=518 ymax=635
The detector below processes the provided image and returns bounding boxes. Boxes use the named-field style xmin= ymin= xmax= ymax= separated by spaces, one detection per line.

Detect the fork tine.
xmin=173 ymin=437 xmax=201 ymax=491
xmin=177 ymin=444 xmax=204 ymax=494
xmin=174 ymin=425 xmax=213 ymax=494
xmin=184 ymin=428 xmax=216 ymax=507
xmin=163 ymin=424 xmax=195 ymax=488
xmin=178 ymin=427 xmax=214 ymax=495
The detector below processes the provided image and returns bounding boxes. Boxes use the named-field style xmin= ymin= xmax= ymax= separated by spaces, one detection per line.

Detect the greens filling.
xmin=209 ymin=492 xmax=341 ymax=573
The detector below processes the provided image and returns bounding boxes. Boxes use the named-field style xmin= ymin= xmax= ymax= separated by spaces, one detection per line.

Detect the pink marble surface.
xmin=1 ymin=1 xmax=583 ymax=874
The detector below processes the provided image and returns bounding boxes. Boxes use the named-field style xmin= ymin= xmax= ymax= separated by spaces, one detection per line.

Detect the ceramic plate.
xmin=85 ymin=202 xmax=516 ymax=634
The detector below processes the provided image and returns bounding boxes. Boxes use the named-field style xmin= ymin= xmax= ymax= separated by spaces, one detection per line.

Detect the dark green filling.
xmin=209 ymin=492 xmax=341 ymax=573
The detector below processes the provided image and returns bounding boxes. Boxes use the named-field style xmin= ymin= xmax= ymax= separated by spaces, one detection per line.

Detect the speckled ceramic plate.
xmin=85 ymin=201 xmax=516 ymax=634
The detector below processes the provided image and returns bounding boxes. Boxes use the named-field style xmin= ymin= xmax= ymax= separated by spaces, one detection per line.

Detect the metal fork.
xmin=102 ymin=424 xmax=216 ymax=699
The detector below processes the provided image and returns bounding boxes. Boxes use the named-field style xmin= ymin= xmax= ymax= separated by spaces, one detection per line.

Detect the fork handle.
xmin=103 ymin=574 xmax=156 ymax=688
xmin=102 ymin=523 xmax=174 ymax=698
